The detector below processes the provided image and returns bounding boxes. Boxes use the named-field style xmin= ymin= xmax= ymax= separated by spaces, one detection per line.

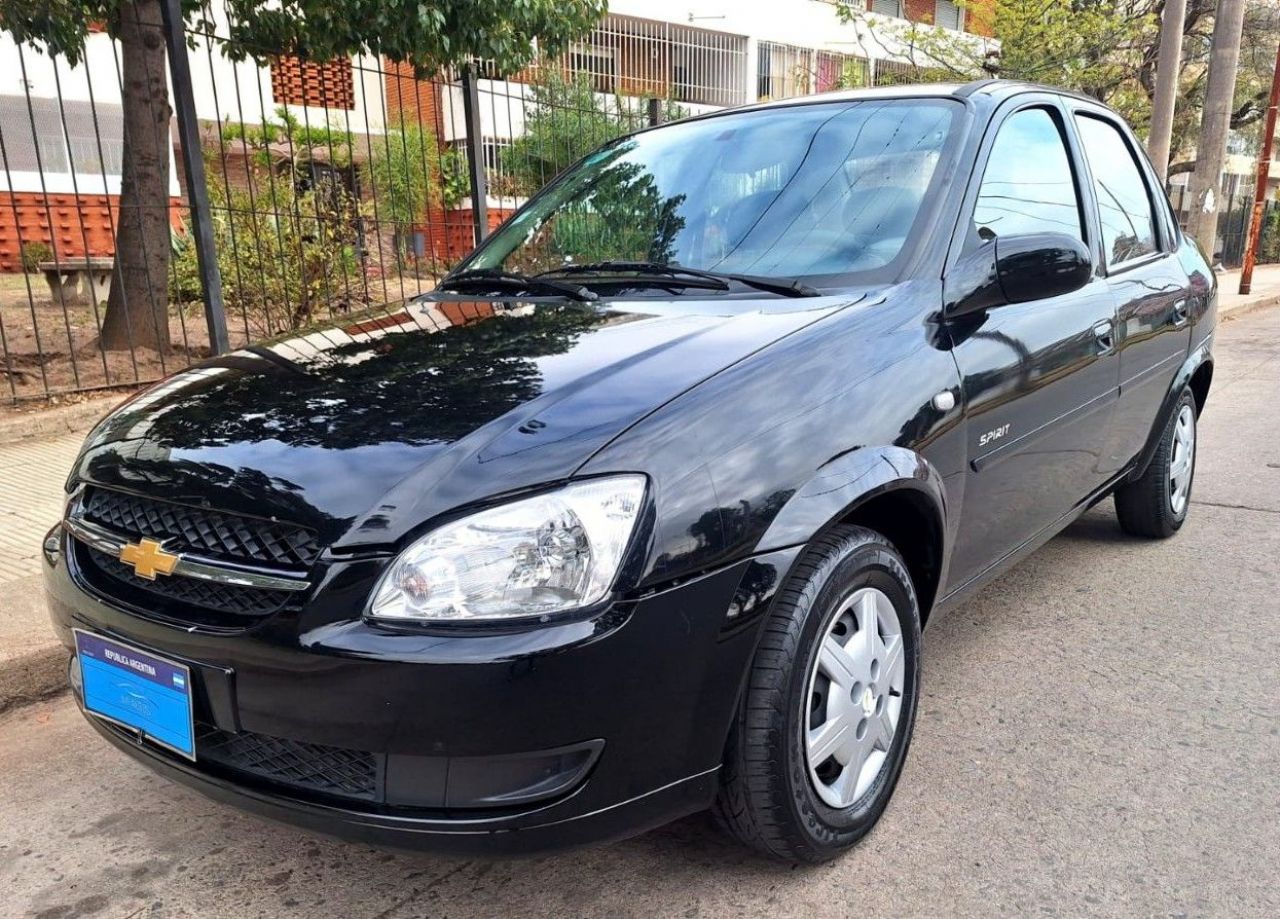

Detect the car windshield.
xmin=461 ymin=99 xmax=958 ymax=288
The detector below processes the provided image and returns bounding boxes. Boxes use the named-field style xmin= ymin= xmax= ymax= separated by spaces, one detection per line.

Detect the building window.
xmin=270 ymin=56 xmax=356 ymax=110
xmin=567 ymin=43 xmax=618 ymax=93
xmin=452 ymin=138 xmax=517 ymax=196
xmin=756 ymin=41 xmax=814 ymax=100
xmin=545 ymin=14 xmax=748 ymax=108
xmin=0 ymin=95 xmax=124 ymax=180
xmin=934 ymin=1 xmax=965 ymax=30
xmin=871 ymin=0 xmax=904 ymax=18
xmin=816 ymin=51 xmax=869 ymax=92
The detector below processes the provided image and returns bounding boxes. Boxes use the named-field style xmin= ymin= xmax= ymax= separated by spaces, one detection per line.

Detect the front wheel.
xmin=1115 ymin=388 xmax=1197 ymax=538
xmin=714 ymin=526 xmax=922 ymax=863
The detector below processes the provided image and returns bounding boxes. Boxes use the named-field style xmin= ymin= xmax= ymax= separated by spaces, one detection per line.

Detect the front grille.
xmin=83 ymin=487 xmax=320 ymax=568
xmin=81 ymin=546 xmax=287 ymax=617
xmin=196 ymin=724 xmax=379 ymax=800
xmin=71 ymin=486 xmax=317 ymax=625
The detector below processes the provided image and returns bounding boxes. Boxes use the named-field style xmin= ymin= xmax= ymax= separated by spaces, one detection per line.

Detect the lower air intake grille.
xmin=196 ymin=724 xmax=379 ymax=800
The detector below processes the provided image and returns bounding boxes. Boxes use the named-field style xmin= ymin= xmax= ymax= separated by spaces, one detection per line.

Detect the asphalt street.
xmin=2 ymin=306 xmax=1278 ymax=918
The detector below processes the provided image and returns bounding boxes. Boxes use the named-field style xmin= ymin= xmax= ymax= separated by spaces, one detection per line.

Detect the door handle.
xmin=1172 ymin=299 xmax=1189 ymax=326
xmin=1092 ymin=319 xmax=1114 ymax=354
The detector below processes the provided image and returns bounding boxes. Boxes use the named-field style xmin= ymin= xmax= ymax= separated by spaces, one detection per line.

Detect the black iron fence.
xmin=4 ymin=3 xmax=1276 ymax=406
xmin=2 ymin=4 xmax=791 ymax=404
xmin=1168 ymin=183 xmax=1280 ymax=269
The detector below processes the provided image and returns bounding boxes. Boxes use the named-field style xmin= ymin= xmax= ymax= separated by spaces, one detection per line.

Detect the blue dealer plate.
xmin=74 ymin=629 xmax=195 ymax=760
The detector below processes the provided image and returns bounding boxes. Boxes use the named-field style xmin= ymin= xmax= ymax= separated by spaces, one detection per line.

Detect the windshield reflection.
xmin=466 ymin=100 xmax=957 ymax=284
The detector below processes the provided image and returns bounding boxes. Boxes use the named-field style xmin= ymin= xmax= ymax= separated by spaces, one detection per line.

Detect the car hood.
xmin=71 ymin=293 xmax=864 ymax=552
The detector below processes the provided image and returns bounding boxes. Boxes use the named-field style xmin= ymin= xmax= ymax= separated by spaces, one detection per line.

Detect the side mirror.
xmin=996 ymin=232 xmax=1093 ymax=304
xmin=945 ymin=232 xmax=1093 ymax=317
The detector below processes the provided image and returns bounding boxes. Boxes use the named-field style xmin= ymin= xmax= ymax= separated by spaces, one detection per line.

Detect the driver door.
xmin=945 ymin=98 xmax=1121 ymax=587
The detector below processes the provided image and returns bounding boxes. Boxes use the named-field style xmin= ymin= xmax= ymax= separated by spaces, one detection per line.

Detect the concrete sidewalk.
xmin=1216 ymin=263 xmax=1280 ymax=318
xmin=2 ymin=262 xmax=1280 ymax=711
xmin=0 ymin=434 xmax=85 ymax=710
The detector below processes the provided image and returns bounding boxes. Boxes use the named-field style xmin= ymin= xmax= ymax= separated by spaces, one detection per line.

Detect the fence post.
xmin=159 ymin=0 xmax=229 ymax=355
xmin=460 ymin=65 xmax=489 ymax=246
xmin=647 ymin=97 xmax=662 ymax=128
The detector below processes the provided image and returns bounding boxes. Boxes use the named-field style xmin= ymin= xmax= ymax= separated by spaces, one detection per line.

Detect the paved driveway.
xmin=3 ymin=308 xmax=1278 ymax=918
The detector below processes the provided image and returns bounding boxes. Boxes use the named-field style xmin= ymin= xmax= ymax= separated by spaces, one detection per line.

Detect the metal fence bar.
xmin=461 ymin=66 xmax=489 ymax=246
xmin=161 ymin=0 xmax=229 ymax=354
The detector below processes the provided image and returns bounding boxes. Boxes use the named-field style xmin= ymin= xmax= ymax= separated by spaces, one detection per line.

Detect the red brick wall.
xmin=384 ymin=61 xmax=445 ymax=136
xmin=964 ymin=0 xmax=996 ymax=37
xmin=0 ymin=192 xmax=182 ymax=272
xmin=903 ymin=0 xmax=936 ymax=24
xmin=270 ymin=56 xmax=356 ymax=110
xmin=417 ymin=206 xmax=516 ymax=265
xmin=869 ymin=0 xmax=995 ymax=35
xmin=0 ymin=193 xmax=118 ymax=271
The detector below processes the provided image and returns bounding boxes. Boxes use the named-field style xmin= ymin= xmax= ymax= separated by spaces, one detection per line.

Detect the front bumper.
xmin=44 ymin=529 xmax=799 ymax=853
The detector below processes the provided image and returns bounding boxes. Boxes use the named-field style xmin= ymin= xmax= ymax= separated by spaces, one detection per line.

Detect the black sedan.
xmin=44 ymin=80 xmax=1215 ymax=862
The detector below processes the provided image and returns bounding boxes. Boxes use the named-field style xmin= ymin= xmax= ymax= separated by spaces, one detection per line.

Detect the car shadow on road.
xmin=1053 ymin=504 xmax=1131 ymax=545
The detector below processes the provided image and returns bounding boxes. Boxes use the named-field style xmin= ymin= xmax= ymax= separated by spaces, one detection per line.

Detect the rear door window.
xmin=1074 ymin=114 xmax=1159 ymax=267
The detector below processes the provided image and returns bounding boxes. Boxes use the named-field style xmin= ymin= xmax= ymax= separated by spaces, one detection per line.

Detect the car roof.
xmin=740 ymin=79 xmax=1110 ymax=114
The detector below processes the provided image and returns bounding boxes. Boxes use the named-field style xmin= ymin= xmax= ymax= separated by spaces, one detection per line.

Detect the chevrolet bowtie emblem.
xmin=119 ymin=538 xmax=180 ymax=580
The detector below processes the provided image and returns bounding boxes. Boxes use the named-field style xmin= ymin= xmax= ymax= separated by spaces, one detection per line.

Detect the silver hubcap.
xmin=1169 ymin=404 xmax=1196 ymax=515
xmin=804 ymin=587 xmax=905 ymax=809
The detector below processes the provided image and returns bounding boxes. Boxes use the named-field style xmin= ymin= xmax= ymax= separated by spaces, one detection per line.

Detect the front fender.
xmin=756 ymin=445 xmax=948 ymax=553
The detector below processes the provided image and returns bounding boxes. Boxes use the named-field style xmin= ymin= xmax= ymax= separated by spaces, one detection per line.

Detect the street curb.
xmin=1220 ymin=292 xmax=1280 ymax=322
xmin=0 ymin=397 xmax=115 ymax=445
xmin=0 ymin=574 xmax=69 ymax=714
xmin=0 ymin=645 xmax=67 ymax=714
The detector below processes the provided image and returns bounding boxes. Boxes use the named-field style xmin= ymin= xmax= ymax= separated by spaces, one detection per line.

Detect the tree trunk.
xmin=1147 ymin=0 xmax=1187 ymax=182
xmin=1185 ymin=0 xmax=1248 ymax=259
xmin=101 ymin=0 xmax=172 ymax=352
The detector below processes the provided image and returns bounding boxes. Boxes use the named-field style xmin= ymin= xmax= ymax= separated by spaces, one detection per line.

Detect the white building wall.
xmin=183 ymin=4 xmax=386 ymax=136
xmin=1 ymin=13 xmax=386 ymax=196
xmin=0 ymin=32 xmax=162 ymax=195
xmin=453 ymin=0 xmax=984 ymax=142
xmin=2 ymin=0 xmax=986 ymax=192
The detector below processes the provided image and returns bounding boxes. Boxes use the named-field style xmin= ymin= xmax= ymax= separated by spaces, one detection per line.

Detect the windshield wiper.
xmin=437 ymin=269 xmax=598 ymax=302
xmin=537 ymin=261 xmax=821 ymax=298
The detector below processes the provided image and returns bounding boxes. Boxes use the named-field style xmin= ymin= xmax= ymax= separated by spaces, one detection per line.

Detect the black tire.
xmin=1114 ymin=388 xmax=1197 ymax=539
xmin=713 ymin=526 xmax=922 ymax=863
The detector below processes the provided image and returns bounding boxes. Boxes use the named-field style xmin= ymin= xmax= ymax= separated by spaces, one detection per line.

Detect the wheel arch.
xmin=1127 ymin=345 xmax=1213 ymax=483
xmin=1188 ymin=358 xmax=1213 ymax=416
xmin=833 ymin=488 xmax=945 ymax=620
xmin=757 ymin=446 xmax=949 ymax=622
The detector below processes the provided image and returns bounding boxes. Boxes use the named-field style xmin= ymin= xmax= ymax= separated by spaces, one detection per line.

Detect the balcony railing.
xmin=541 ymin=14 xmax=749 ymax=108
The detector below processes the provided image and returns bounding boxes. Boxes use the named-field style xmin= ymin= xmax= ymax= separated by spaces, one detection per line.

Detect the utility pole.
xmin=1239 ymin=43 xmax=1280 ymax=295
xmin=1186 ymin=0 xmax=1249 ymax=261
xmin=1148 ymin=0 xmax=1188 ymax=182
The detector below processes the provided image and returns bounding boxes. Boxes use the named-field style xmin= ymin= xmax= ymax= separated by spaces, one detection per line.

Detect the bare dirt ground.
xmin=0 ymin=271 xmax=438 ymax=409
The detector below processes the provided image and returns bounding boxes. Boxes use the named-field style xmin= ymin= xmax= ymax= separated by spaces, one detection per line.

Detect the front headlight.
xmin=368 ymin=475 xmax=646 ymax=624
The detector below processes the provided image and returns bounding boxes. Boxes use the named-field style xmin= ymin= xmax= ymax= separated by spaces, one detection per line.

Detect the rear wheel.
xmin=1115 ymin=388 xmax=1197 ymax=538
xmin=714 ymin=526 xmax=921 ymax=863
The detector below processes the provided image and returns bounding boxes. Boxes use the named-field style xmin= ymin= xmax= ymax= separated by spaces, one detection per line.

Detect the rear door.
xmin=946 ymin=97 xmax=1120 ymax=585
xmin=1067 ymin=107 xmax=1193 ymax=474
